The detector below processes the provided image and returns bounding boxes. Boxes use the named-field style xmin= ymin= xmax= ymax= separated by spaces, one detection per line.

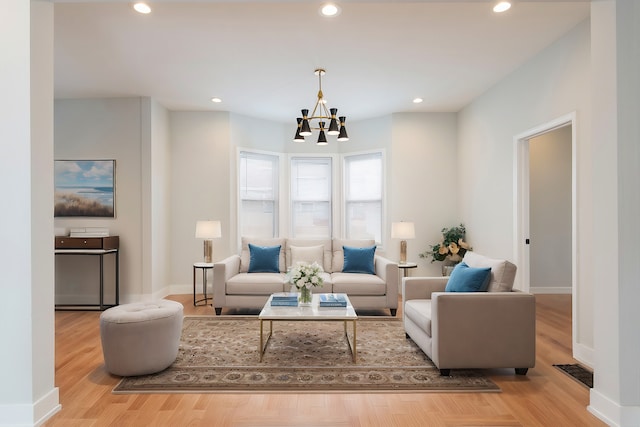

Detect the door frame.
xmin=513 ymin=112 xmax=577 ymax=344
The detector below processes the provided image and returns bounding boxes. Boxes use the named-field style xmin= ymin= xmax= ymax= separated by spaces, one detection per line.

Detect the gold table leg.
xmin=344 ymin=320 xmax=357 ymax=363
xmin=259 ymin=319 xmax=273 ymax=362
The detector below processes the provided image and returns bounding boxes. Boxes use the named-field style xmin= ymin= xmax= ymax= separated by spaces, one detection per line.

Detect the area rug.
xmin=114 ymin=316 xmax=499 ymax=393
xmin=553 ymin=363 xmax=593 ymax=388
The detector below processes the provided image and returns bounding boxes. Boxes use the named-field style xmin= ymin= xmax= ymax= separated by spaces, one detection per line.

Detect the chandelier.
xmin=294 ymin=68 xmax=349 ymax=145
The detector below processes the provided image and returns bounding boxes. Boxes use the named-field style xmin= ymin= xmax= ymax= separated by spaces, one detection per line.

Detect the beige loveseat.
xmin=213 ymin=237 xmax=399 ymax=315
xmin=402 ymin=251 xmax=536 ymax=376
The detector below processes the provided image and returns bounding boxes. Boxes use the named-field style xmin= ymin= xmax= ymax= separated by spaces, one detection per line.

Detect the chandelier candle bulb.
xmin=317 ymin=122 xmax=328 ymax=145
xmin=300 ymin=109 xmax=312 ymax=136
xmin=328 ymin=108 xmax=340 ymax=135
xmin=294 ymin=118 xmax=305 ymax=142
xmin=337 ymin=117 xmax=349 ymax=141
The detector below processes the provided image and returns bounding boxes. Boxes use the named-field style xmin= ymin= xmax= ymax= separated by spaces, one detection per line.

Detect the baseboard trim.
xmin=169 ymin=284 xmax=192 ymax=295
xmin=34 ymin=388 xmax=61 ymax=427
xmin=529 ymin=286 xmax=572 ymax=294
xmin=573 ymin=343 xmax=594 ymax=369
xmin=0 ymin=387 xmax=60 ymax=427
xmin=589 ymin=388 xmax=640 ymax=427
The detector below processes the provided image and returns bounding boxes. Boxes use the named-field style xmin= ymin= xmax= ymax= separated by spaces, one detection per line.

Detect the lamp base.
xmin=203 ymin=240 xmax=212 ymax=263
xmin=400 ymin=240 xmax=407 ymax=264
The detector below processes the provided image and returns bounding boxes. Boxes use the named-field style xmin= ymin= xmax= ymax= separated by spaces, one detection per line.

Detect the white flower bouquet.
xmin=288 ymin=261 xmax=324 ymax=304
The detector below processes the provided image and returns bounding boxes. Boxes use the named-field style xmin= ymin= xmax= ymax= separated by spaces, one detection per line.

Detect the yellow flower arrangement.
xmin=419 ymin=224 xmax=471 ymax=263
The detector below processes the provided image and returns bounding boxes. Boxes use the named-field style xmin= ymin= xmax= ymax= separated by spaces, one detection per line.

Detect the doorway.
xmin=529 ymin=126 xmax=572 ymax=293
xmin=514 ymin=112 xmax=577 ymax=352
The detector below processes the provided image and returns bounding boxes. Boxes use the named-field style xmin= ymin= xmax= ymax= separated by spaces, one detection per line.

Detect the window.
xmin=239 ymin=151 xmax=279 ymax=238
xmin=343 ymin=152 xmax=383 ymax=243
xmin=238 ymin=149 xmax=385 ymax=243
xmin=290 ymin=157 xmax=332 ymax=239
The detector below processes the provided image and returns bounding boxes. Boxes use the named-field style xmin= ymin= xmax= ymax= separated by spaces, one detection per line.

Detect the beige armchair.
xmin=402 ymin=251 xmax=535 ymax=376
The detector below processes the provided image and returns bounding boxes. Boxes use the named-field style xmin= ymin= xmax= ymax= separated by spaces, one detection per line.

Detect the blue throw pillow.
xmin=248 ymin=244 xmax=281 ymax=273
xmin=445 ymin=262 xmax=492 ymax=292
xmin=342 ymin=245 xmax=376 ymax=274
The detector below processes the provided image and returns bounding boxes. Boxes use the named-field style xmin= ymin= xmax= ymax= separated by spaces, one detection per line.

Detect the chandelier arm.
xmin=310 ymin=97 xmax=322 ymax=119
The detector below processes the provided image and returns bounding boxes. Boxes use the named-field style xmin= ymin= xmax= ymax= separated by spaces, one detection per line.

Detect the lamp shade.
xmin=391 ymin=222 xmax=415 ymax=239
xmin=195 ymin=220 xmax=221 ymax=239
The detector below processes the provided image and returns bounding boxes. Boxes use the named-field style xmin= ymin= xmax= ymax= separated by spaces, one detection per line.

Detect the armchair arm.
xmin=430 ymin=291 xmax=536 ymax=369
xmin=402 ymin=276 xmax=448 ymax=302
xmin=213 ymin=255 xmax=240 ymax=307
xmin=374 ymin=255 xmax=399 ymax=310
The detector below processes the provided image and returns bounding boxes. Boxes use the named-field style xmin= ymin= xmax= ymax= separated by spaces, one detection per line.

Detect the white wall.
xmin=529 ymin=126 xmax=572 ymax=292
xmin=54 ymin=98 xmax=145 ymax=303
xmin=588 ymin=1 xmax=640 ymax=425
xmin=147 ymin=99 xmax=171 ymax=298
xmin=0 ymin=1 xmax=60 ymax=425
xmin=457 ymin=19 xmax=593 ymax=358
xmin=390 ymin=113 xmax=459 ymax=277
xmin=169 ymin=111 xmax=232 ymax=292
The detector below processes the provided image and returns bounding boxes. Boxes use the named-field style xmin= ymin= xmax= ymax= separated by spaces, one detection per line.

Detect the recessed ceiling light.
xmin=133 ymin=2 xmax=151 ymax=14
xmin=211 ymin=97 xmax=222 ymax=103
xmin=493 ymin=1 xmax=511 ymax=13
xmin=320 ymin=3 xmax=341 ymax=17
xmin=413 ymin=98 xmax=423 ymax=104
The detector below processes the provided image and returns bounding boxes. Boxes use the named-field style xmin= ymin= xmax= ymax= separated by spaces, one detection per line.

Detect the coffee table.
xmin=258 ymin=293 xmax=358 ymax=362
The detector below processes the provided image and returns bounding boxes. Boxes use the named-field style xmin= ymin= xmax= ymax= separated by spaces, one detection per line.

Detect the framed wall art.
xmin=54 ymin=160 xmax=116 ymax=218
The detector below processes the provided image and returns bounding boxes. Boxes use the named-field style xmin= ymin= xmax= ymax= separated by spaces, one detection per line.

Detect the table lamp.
xmin=195 ymin=220 xmax=221 ymax=263
xmin=391 ymin=221 xmax=415 ymax=264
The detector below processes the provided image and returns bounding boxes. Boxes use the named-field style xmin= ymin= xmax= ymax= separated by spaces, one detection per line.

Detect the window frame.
xmin=289 ymin=155 xmax=336 ymax=239
xmin=342 ymin=150 xmax=385 ymax=245
xmin=236 ymin=148 xmax=386 ymax=246
xmin=237 ymin=149 xmax=282 ymax=239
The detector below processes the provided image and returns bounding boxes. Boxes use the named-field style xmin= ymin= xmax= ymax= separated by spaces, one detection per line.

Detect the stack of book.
xmin=319 ymin=294 xmax=347 ymax=307
xmin=270 ymin=292 xmax=299 ymax=306
xmin=69 ymin=227 xmax=110 ymax=237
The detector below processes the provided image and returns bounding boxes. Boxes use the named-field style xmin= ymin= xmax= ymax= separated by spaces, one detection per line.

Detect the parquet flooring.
xmin=45 ymin=294 xmax=605 ymax=426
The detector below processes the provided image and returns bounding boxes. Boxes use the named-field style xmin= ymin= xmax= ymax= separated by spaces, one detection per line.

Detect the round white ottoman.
xmin=100 ymin=300 xmax=183 ymax=376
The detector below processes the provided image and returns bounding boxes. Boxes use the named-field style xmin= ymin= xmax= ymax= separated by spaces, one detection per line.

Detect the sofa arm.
xmin=213 ymin=255 xmax=240 ymax=309
xmin=374 ymin=255 xmax=399 ymax=311
xmin=402 ymin=276 xmax=448 ymax=302
xmin=430 ymin=291 xmax=536 ymax=370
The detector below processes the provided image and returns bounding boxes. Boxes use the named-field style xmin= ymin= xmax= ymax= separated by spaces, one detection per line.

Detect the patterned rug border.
xmin=113 ymin=315 xmax=500 ymax=394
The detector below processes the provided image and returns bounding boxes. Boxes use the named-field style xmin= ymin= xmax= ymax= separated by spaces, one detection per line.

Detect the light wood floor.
xmin=45 ymin=294 xmax=604 ymax=427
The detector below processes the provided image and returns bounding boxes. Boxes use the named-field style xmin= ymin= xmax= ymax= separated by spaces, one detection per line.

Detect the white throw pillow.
xmin=290 ymin=245 xmax=324 ymax=269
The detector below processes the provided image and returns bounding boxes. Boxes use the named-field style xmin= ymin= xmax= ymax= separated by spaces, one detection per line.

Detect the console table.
xmin=54 ymin=236 xmax=120 ymax=311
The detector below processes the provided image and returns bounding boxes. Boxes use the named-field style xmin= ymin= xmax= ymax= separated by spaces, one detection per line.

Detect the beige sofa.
xmin=402 ymin=251 xmax=536 ymax=376
xmin=213 ymin=237 xmax=399 ymax=315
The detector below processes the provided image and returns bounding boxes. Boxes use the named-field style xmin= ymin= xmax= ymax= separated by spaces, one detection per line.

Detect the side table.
xmin=398 ymin=262 xmax=417 ymax=277
xmin=193 ymin=262 xmax=214 ymax=306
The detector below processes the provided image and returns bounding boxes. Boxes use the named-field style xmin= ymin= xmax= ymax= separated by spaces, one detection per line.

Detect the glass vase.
xmin=299 ymin=286 xmax=313 ymax=306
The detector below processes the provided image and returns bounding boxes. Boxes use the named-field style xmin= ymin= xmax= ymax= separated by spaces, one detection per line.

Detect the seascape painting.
xmin=54 ymin=160 xmax=115 ymax=217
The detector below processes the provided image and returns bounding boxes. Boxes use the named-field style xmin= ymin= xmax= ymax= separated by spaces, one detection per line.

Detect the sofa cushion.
xmin=404 ymin=299 xmax=432 ymax=337
xmin=444 ymin=262 xmax=491 ymax=292
xmin=248 ymin=244 xmax=281 ymax=273
xmin=331 ymin=272 xmax=386 ymax=295
xmin=332 ymin=239 xmax=376 ymax=272
xmin=462 ymin=251 xmax=517 ymax=292
xmin=342 ymin=245 xmax=376 ymax=274
xmin=227 ymin=273 xmax=286 ymax=295
xmin=290 ymin=245 xmax=325 ymax=269
xmin=240 ymin=237 xmax=285 ymax=273
xmin=286 ymin=239 xmax=333 ymax=272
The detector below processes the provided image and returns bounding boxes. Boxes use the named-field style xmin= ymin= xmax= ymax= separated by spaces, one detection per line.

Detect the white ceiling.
xmin=53 ymin=1 xmax=590 ymax=125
